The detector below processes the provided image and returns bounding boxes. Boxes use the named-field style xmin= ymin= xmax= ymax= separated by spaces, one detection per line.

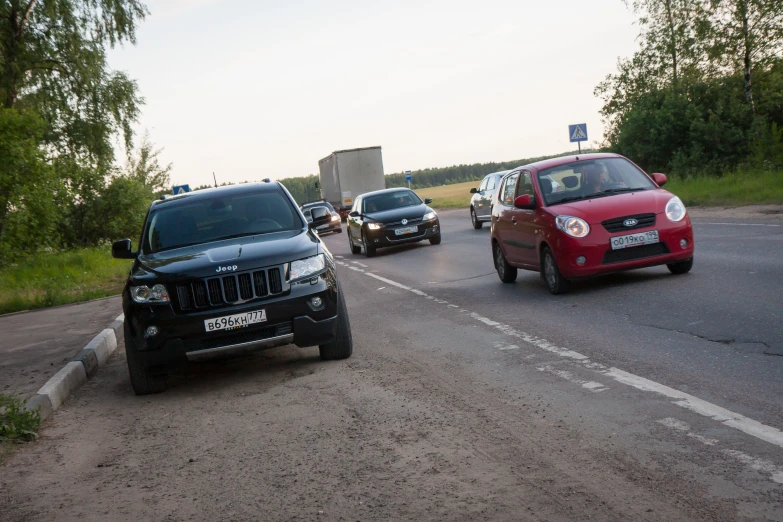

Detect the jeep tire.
xmin=319 ymin=286 xmax=353 ymax=360
xmin=124 ymin=321 xmax=168 ymax=395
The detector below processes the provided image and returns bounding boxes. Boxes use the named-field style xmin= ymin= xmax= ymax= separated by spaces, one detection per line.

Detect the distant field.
xmin=416 ymin=170 xmax=783 ymax=209
xmin=415 ymin=181 xmax=478 ymax=209
xmin=0 ymin=246 xmax=130 ymax=315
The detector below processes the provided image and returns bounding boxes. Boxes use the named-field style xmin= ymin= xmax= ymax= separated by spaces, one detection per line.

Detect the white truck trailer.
xmin=318 ymin=146 xmax=385 ymax=220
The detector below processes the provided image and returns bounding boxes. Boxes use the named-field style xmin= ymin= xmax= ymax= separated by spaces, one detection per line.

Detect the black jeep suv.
xmin=112 ymin=182 xmax=352 ymax=395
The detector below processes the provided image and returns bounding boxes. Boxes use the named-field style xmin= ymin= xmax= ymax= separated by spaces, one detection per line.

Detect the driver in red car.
xmin=583 ymin=162 xmax=609 ymax=195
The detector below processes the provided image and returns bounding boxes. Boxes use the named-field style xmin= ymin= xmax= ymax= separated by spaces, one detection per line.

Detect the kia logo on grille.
xmin=624 ymin=219 xmax=638 ymax=227
xmin=401 ymin=219 xmax=408 ymax=225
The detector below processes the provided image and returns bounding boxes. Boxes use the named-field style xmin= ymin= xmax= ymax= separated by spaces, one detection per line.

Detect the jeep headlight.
xmin=555 ymin=215 xmax=590 ymax=238
xmin=130 ymin=284 xmax=170 ymax=303
xmin=289 ymin=254 xmax=326 ymax=282
xmin=665 ymin=196 xmax=686 ymax=222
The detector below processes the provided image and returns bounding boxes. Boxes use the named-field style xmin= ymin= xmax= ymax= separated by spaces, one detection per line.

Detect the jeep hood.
xmin=134 ymin=229 xmax=320 ymax=280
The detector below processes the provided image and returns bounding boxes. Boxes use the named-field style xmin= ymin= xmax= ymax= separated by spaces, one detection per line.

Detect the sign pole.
xmin=578 ymin=142 xmax=581 ymax=154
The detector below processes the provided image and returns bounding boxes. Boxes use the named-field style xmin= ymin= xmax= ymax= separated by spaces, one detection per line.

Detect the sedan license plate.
xmin=610 ymin=230 xmax=659 ymax=250
xmin=395 ymin=225 xmax=418 ymax=236
xmin=204 ymin=310 xmax=266 ymax=332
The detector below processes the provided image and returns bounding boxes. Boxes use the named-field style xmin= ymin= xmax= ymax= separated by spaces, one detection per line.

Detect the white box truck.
xmin=318 ymin=146 xmax=385 ymax=221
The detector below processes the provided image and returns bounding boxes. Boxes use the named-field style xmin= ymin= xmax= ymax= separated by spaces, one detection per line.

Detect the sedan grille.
xmin=176 ymin=265 xmax=288 ymax=311
xmin=601 ymin=243 xmax=670 ymax=264
xmin=602 ymin=213 xmax=656 ymax=233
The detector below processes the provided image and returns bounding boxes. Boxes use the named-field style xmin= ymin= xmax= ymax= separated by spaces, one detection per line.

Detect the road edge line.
xmin=25 ymin=313 xmax=124 ymax=422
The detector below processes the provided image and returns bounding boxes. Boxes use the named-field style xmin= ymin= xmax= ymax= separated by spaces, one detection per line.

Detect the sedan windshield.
xmin=144 ymin=190 xmax=303 ymax=253
xmin=537 ymin=157 xmax=656 ymax=206
xmin=363 ymin=191 xmax=422 ymax=213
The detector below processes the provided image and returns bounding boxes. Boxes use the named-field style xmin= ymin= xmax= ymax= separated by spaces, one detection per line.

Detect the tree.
xmin=0 ymin=0 xmax=148 ymax=167
xmin=625 ymin=0 xmax=710 ymax=85
xmin=0 ymin=108 xmax=60 ymax=259
xmin=708 ymin=0 xmax=783 ymax=111
xmin=124 ymin=131 xmax=172 ymax=194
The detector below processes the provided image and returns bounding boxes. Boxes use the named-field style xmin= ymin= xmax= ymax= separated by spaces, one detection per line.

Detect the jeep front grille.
xmin=175 ymin=264 xmax=289 ymax=311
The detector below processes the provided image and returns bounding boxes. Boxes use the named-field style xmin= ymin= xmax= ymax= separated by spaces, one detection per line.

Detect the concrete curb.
xmin=24 ymin=313 xmax=124 ymax=422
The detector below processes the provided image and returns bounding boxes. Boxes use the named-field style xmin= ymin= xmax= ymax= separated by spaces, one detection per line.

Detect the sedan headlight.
xmin=330 ymin=214 xmax=340 ymax=222
xmin=423 ymin=211 xmax=437 ymax=221
xmin=367 ymin=223 xmax=382 ymax=230
xmin=665 ymin=196 xmax=686 ymax=222
xmin=555 ymin=215 xmax=590 ymax=238
xmin=289 ymin=254 xmax=326 ymax=282
xmin=130 ymin=284 xmax=170 ymax=304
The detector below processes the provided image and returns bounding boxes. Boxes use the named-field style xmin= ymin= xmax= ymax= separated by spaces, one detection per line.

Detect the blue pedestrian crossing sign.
xmin=172 ymin=184 xmax=191 ymax=195
xmin=569 ymin=124 xmax=588 ymax=143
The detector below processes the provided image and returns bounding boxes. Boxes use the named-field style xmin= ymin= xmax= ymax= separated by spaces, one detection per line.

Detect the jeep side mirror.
xmin=309 ymin=207 xmax=331 ymax=229
xmin=652 ymin=173 xmax=667 ymax=187
xmin=112 ymin=239 xmax=137 ymax=259
xmin=514 ymin=194 xmax=536 ymax=210
xmin=470 ymin=188 xmax=478 ymax=194
xmin=424 ymin=198 xmax=433 ymax=204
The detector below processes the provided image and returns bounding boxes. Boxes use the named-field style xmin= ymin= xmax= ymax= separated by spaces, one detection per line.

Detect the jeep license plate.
xmin=205 ymin=310 xmax=267 ymax=332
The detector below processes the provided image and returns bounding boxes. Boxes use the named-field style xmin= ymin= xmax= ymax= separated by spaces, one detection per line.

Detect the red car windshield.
xmin=537 ymin=158 xmax=656 ymax=206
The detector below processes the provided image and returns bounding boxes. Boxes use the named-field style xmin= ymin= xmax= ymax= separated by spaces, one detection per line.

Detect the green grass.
xmin=416 ymin=170 xmax=783 ymax=209
xmin=415 ymin=181 xmax=479 ymax=209
xmin=0 ymin=245 xmax=130 ymax=315
xmin=665 ymin=169 xmax=783 ymax=206
xmin=0 ymin=394 xmax=42 ymax=464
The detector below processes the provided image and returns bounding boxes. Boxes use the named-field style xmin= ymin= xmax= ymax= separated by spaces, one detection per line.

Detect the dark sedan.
xmin=347 ymin=188 xmax=441 ymax=257
xmin=301 ymin=201 xmax=342 ymax=235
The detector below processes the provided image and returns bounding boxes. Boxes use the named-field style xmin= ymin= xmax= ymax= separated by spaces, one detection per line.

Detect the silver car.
xmin=469 ymin=170 xmax=509 ymax=229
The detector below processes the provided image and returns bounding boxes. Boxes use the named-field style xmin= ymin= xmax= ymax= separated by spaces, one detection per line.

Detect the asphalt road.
xmin=330 ymin=210 xmax=783 ymax=428
xmin=2 ymin=210 xmax=781 ymax=521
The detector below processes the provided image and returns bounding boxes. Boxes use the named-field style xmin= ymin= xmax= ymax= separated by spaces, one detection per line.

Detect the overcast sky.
xmin=108 ymin=0 xmax=639 ymax=187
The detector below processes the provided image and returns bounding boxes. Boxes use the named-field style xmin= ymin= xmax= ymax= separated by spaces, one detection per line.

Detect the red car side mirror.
xmin=652 ymin=173 xmax=667 ymax=187
xmin=514 ymin=194 xmax=535 ymax=209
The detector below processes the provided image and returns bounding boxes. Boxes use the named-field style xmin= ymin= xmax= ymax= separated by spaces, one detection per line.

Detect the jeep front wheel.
xmin=319 ymin=286 xmax=353 ymax=360
xmin=124 ymin=322 xmax=168 ymax=395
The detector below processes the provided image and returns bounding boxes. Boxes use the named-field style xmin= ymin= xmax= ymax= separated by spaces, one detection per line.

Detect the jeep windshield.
xmin=143 ymin=190 xmax=304 ymax=254
xmin=538 ymin=157 xmax=656 ymax=206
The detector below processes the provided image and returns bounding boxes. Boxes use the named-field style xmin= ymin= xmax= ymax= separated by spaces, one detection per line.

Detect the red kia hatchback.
xmin=490 ymin=153 xmax=694 ymax=294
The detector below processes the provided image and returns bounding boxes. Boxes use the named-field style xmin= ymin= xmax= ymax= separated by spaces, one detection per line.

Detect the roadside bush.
xmin=0 ymin=394 xmax=41 ymax=443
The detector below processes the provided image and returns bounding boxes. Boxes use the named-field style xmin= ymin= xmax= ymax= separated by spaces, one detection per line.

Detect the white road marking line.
xmin=657 ymin=418 xmax=718 ymax=446
xmin=702 ymin=222 xmax=781 ymax=227
xmin=338 ymin=263 xmax=783 ymax=451
xmin=538 ymin=365 xmax=609 ymax=393
xmin=377 ymin=287 xmax=386 ymax=291
xmin=494 ymin=342 xmax=520 ymax=351
xmin=352 ymin=261 xmax=369 ymax=268
xmin=658 ymin=418 xmax=783 ymax=484
xmin=609 ymin=368 xmax=783 ymax=449
xmin=722 ymin=450 xmax=783 ymax=484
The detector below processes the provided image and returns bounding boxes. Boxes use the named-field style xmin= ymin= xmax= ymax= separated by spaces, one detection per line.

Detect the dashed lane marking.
xmin=658 ymin=417 xmax=783 ymax=484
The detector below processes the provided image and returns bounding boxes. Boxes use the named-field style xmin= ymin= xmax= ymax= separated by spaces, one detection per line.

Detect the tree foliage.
xmin=598 ymin=0 xmax=783 ymax=175
xmin=0 ymin=1 xmax=152 ymax=261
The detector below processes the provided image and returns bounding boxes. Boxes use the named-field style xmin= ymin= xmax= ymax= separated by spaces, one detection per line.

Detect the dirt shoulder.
xmin=687 ymin=203 xmax=783 ymax=221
